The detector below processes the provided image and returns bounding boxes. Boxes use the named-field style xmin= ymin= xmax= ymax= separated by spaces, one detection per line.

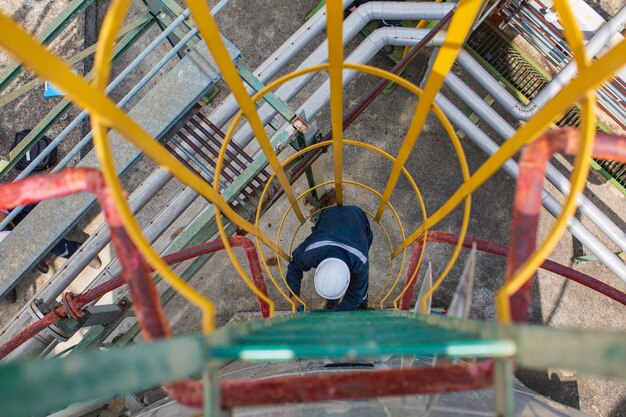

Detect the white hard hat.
xmin=314 ymin=257 xmax=350 ymax=300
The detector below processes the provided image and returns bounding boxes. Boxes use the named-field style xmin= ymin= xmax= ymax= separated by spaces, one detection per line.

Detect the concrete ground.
xmin=1 ymin=1 xmax=626 ymax=416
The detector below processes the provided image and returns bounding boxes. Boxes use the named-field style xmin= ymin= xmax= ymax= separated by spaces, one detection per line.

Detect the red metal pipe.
xmin=398 ymin=231 xmax=626 ymax=311
xmin=0 ymin=236 xmax=270 ymax=358
xmin=221 ymin=360 xmax=493 ymax=408
xmin=507 ymin=128 xmax=626 ymax=321
xmin=0 ymin=169 xmax=269 ymax=409
xmin=261 ymin=10 xmax=455 ymax=211
xmin=0 ymin=312 xmax=61 ymax=359
xmin=399 ymin=234 xmax=426 ymax=310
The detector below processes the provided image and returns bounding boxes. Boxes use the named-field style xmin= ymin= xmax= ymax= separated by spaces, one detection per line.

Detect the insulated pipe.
xmin=283 ymin=27 xmax=626 ymax=280
xmin=443 ymin=71 xmax=626 ymax=254
xmin=231 ymin=2 xmax=456 ymax=147
xmin=296 ymin=27 xmax=447 ymax=124
xmin=434 ymin=94 xmax=626 ymax=280
xmin=455 ymin=4 xmax=626 ymax=120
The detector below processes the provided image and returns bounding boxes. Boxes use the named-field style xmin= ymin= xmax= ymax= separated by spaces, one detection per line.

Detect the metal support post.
xmin=294 ymin=125 xmax=324 ymax=204
xmin=143 ymin=0 xmax=194 ymax=55
xmin=494 ymin=359 xmax=514 ymax=417
xmin=204 ymin=362 xmax=229 ymax=417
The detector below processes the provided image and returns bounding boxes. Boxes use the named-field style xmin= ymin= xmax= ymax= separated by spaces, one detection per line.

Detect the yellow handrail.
xmin=375 ymin=0 xmax=484 ymax=222
xmin=496 ymin=0 xmax=596 ymax=322
xmin=0 ymin=0 xmax=618 ymax=328
xmin=327 ymin=0 xmax=346 ymax=205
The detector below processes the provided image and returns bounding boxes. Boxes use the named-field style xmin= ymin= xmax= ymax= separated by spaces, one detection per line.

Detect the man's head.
xmin=314 ymin=257 xmax=350 ymax=300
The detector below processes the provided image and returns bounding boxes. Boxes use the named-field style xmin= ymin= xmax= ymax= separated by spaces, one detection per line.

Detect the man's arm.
xmin=285 ymin=244 xmax=309 ymax=298
xmin=336 ymin=265 xmax=368 ymax=311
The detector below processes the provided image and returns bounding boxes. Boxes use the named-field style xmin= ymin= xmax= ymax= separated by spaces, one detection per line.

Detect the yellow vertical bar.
xmin=375 ymin=0 xmax=483 ymax=221
xmin=0 ymin=12 xmax=286 ymax=257
xmin=88 ymin=0 xmax=218 ymax=332
xmin=185 ymin=0 xmax=306 ymax=223
xmin=496 ymin=0 xmax=596 ymax=323
xmin=327 ymin=0 xmax=344 ymax=205
xmin=393 ymin=36 xmax=626 ymax=256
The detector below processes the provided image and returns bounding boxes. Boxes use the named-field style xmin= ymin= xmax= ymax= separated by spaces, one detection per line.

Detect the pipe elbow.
xmin=366 ymin=27 xmax=391 ymax=51
xmin=352 ymin=2 xmax=374 ymax=22
xmin=511 ymin=103 xmax=539 ymax=121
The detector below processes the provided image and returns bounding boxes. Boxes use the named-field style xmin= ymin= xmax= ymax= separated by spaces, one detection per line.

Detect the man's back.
xmin=286 ymin=205 xmax=373 ymax=311
xmin=306 ymin=205 xmax=372 ymax=256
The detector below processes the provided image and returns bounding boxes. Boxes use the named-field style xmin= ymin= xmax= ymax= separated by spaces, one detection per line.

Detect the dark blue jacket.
xmin=286 ymin=205 xmax=373 ymax=311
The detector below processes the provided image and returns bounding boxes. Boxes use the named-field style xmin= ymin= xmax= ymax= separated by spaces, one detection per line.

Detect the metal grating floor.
xmin=164 ymin=108 xmax=272 ymax=212
xmin=466 ymin=23 xmax=626 ymax=190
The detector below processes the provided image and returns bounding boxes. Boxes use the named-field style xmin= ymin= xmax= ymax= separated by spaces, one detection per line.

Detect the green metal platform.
xmin=2 ymin=310 xmax=626 ymax=417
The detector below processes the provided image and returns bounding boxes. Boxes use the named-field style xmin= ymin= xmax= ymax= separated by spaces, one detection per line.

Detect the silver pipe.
xmin=297 ymin=27 xmax=445 ymax=122
xmin=210 ymin=0 xmax=232 ymax=16
xmin=434 ymin=94 xmax=626 ymax=282
xmin=473 ymin=0 xmax=503 ymax=30
xmin=456 ymin=4 xmax=626 ymax=120
xmin=443 ymin=71 xmax=626 ymax=254
xmin=287 ymin=26 xmax=626 ymax=281
xmin=231 ymin=1 xmax=456 ymax=147
xmin=0 ymin=10 xmax=193 ymax=232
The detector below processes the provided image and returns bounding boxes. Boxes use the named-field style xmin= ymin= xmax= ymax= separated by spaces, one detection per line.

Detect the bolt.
xmin=159 ymin=12 xmax=166 ymax=19
xmin=118 ymin=298 xmax=130 ymax=308
xmin=34 ymin=298 xmax=43 ymax=306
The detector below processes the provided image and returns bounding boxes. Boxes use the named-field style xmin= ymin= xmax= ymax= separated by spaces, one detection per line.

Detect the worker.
xmin=286 ymin=205 xmax=373 ymax=311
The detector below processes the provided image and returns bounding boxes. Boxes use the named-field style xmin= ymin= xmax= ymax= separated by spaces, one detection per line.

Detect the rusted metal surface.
xmin=507 ymin=128 xmax=626 ymax=321
xmin=0 ymin=235 xmax=270 ymax=358
xmin=167 ymin=111 xmax=271 ymax=208
xmin=220 ymin=360 xmax=494 ymax=408
xmin=0 ymin=312 xmax=61 ymax=359
xmin=62 ymin=292 xmax=85 ymax=319
xmin=0 ymin=169 xmax=270 ymax=409
xmin=400 ymin=234 xmax=428 ymax=310
xmin=399 ymin=230 xmax=626 ymax=310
